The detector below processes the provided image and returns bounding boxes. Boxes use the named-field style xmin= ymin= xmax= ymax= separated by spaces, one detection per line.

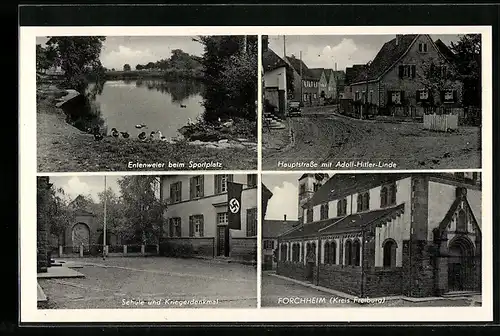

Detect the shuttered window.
xmin=189 ymin=215 xmax=204 ymax=237
xmin=190 ymin=175 xmax=204 ymax=199
xmin=169 ymin=181 xmax=182 ymax=203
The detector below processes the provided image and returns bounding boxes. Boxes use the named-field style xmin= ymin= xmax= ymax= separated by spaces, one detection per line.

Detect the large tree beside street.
xmin=117 ymin=176 xmax=167 ymax=244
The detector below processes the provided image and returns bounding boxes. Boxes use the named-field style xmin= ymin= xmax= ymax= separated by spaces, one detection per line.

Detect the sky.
xmin=268 ymin=34 xmax=462 ymax=72
xmin=36 ymin=36 xmax=205 ymax=70
xmin=262 ymin=174 xmax=302 ymax=221
xmin=49 ymin=176 xmax=122 ymax=203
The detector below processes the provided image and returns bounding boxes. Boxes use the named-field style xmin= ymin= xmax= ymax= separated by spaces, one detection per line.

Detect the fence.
xmin=423 ymin=114 xmax=459 ymax=132
xmin=52 ymin=244 xmax=160 ymax=258
xmin=159 ymin=237 xmax=215 ymax=258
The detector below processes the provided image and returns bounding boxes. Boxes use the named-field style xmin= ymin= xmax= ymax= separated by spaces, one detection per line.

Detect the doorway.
xmin=448 ymin=236 xmax=475 ymax=292
xmin=217 ymin=226 xmax=229 ymax=257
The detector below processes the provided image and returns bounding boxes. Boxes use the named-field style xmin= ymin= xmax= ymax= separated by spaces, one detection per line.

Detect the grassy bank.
xmin=36 ymin=94 xmax=257 ymax=172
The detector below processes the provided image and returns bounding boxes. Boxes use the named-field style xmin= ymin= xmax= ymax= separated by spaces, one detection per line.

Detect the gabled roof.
xmin=285 ymin=56 xmax=317 ymax=80
xmin=309 ymin=68 xmax=325 ymax=80
xmin=345 ymin=64 xmax=367 ymax=85
xmin=262 ymin=183 xmax=273 ymax=199
xmin=281 ymin=203 xmax=405 ymax=239
xmin=351 ymin=34 xmax=419 ymax=84
xmin=437 ymin=195 xmax=481 ymax=236
xmin=434 ymin=39 xmax=456 ymax=63
xmin=263 ymin=219 xmax=300 ymax=238
xmin=304 ymin=173 xmax=411 ymax=208
xmin=262 ymin=48 xmax=288 ymax=72
xmin=323 ymin=68 xmax=334 ymax=81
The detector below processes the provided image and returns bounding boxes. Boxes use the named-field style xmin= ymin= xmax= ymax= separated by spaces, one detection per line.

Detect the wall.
xmin=161 ymin=174 xmax=257 ymax=239
xmin=231 ymin=237 xmax=257 ymax=261
xmin=264 ymin=67 xmax=287 ymax=91
xmin=159 ymin=237 xmax=214 ymax=258
xmin=64 ymin=214 xmax=99 ymax=247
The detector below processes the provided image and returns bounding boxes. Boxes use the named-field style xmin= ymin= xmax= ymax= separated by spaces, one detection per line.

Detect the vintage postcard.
xmin=20 ymin=25 xmax=492 ymax=323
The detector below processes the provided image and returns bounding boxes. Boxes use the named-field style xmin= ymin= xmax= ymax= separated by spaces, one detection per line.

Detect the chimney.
xmin=284 ymin=214 xmax=287 ymax=221
xmin=396 ymin=34 xmax=402 ymax=46
xmin=335 ymin=62 xmax=337 ymax=71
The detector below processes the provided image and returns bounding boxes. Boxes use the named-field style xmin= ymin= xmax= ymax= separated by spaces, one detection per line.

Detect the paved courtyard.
xmin=38 ymin=257 xmax=257 ymax=309
xmin=261 ymin=272 xmax=479 ymax=308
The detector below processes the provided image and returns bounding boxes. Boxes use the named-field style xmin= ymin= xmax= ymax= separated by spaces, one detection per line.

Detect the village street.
xmin=38 ymin=257 xmax=257 ymax=309
xmin=262 ymin=105 xmax=481 ymax=170
xmin=261 ymin=272 xmax=479 ymax=308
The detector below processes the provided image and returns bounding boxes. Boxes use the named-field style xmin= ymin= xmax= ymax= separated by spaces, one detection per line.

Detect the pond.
xmin=87 ymin=79 xmax=204 ymax=139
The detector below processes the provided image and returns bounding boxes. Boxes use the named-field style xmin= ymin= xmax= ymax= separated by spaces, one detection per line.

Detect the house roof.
xmin=285 ymin=56 xmax=316 ymax=80
xmin=309 ymin=68 xmax=325 ymax=80
xmin=281 ymin=203 xmax=405 ymax=239
xmin=345 ymin=64 xmax=367 ymax=85
xmin=351 ymin=34 xmax=418 ymax=83
xmin=263 ymin=219 xmax=300 ymax=238
xmin=304 ymin=173 xmax=411 ymax=208
xmin=434 ymin=39 xmax=456 ymax=63
xmin=262 ymin=48 xmax=288 ymax=72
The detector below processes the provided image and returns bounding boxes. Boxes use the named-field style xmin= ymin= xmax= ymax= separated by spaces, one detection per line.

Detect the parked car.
xmin=287 ymin=101 xmax=302 ymax=117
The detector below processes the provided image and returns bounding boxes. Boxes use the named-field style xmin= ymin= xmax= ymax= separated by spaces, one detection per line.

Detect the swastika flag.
xmin=227 ymin=181 xmax=243 ymax=230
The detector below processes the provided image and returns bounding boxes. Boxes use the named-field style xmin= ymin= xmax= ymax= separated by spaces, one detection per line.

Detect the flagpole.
xmin=103 ymin=176 xmax=107 ymax=260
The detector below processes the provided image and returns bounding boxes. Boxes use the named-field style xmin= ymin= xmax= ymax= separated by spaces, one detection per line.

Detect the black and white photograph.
xmin=261 ymin=172 xmax=482 ymax=307
xmin=36 ymin=35 xmax=258 ymax=172
xmin=36 ymin=174 xmax=258 ymax=309
xmin=262 ymin=34 xmax=482 ymax=170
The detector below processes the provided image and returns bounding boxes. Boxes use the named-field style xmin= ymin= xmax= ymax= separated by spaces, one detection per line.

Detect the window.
xmin=306 ymin=207 xmax=313 ymax=223
xmin=442 ymin=89 xmax=457 ymax=103
xmin=369 ymin=90 xmax=373 ymax=103
xmin=418 ymin=90 xmax=429 ymax=101
xmin=217 ymin=212 xmax=228 ymax=225
xmin=324 ymin=242 xmax=331 ymax=264
xmin=337 ymin=198 xmax=347 ymax=216
xmin=363 ymin=192 xmax=370 ymax=211
xmin=313 ymin=183 xmax=321 ymax=192
xmin=456 ymin=210 xmax=467 ymax=233
xmin=169 ymin=217 xmax=181 ymax=237
xmin=418 ymin=42 xmax=428 ymax=53
xmin=189 ymin=215 xmax=204 ymax=237
xmin=380 ymin=187 xmax=388 ymax=207
xmin=313 ymin=93 xmax=317 ymax=99
xmin=398 ymin=64 xmax=416 ymax=79
xmin=355 ymin=91 xmax=361 ymax=101
xmin=190 ymin=176 xmax=204 ymax=199
xmin=246 ymin=208 xmax=257 ymax=237
xmin=303 ymin=94 xmax=307 ymax=102
xmin=345 ymin=240 xmax=352 ymax=265
xmin=264 ymin=240 xmax=274 ymax=249
xmin=170 ymin=181 xmax=182 ymax=203
xmin=391 ymin=91 xmax=402 ymax=105
xmin=389 ymin=183 xmax=397 ymax=205
xmin=215 ymin=174 xmax=233 ymax=194
xmin=382 ymin=239 xmax=398 ymax=267
xmin=247 ymin=174 xmax=257 ymax=188
xmin=330 ymin=241 xmax=337 ymax=264
xmin=357 ymin=194 xmax=363 ymax=212
xmin=292 ymin=243 xmax=300 ymax=262
xmin=353 ymin=240 xmax=361 ymax=266
xmin=281 ymin=244 xmax=288 ymax=261
xmin=320 ymin=203 xmax=329 ymax=220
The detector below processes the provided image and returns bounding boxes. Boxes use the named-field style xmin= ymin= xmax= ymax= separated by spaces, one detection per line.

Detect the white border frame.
xmin=20 ymin=25 xmax=492 ymax=323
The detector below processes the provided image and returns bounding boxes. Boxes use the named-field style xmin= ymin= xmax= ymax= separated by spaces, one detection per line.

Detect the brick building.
xmin=349 ymin=34 xmax=463 ymax=109
xmin=160 ymin=174 xmax=258 ymax=261
xmin=276 ymin=173 xmax=482 ymax=298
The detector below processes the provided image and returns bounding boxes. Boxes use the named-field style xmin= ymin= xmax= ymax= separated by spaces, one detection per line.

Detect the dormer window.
xmin=418 ymin=42 xmax=428 ymax=53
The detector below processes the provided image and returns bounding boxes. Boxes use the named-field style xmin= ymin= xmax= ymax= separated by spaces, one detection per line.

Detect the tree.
xmin=195 ymin=35 xmax=258 ymax=122
xmin=123 ymin=64 xmax=131 ymax=71
xmin=449 ymin=34 xmax=481 ymax=107
xmin=135 ymin=64 xmax=143 ymax=70
xmin=117 ymin=176 xmax=167 ymax=244
xmin=45 ymin=36 xmax=106 ymax=92
xmin=95 ymin=187 xmax=124 ymax=244
xmin=36 ymin=44 xmax=52 ymax=73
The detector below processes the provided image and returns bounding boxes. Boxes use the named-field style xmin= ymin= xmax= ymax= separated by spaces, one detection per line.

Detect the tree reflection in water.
xmin=135 ymin=79 xmax=204 ymax=104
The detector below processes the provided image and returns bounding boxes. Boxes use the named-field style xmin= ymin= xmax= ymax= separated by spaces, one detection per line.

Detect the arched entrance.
xmin=448 ymin=236 xmax=475 ymax=292
xmin=71 ymin=222 xmax=90 ymax=253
